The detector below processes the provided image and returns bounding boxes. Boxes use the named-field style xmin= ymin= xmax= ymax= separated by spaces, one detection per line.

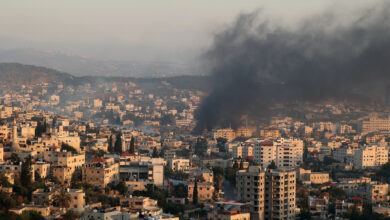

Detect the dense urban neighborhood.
xmin=1 ymin=65 xmax=390 ymax=220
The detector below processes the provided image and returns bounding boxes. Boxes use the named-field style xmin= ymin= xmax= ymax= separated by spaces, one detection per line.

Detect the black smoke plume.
xmin=194 ymin=4 xmax=390 ymax=132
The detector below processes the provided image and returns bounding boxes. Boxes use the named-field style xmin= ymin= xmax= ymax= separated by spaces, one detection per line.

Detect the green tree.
xmin=108 ymin=182 xmax=129 ymax=195
xmin=34 ymin=170 xmax=42 ymax=182
xmin=61 ymin=143 xmax=78 ymax=154
xmin=215 ymin=175 xmax=223 ymax=192
xmin=152 ymin=147 xmax=158 ymax=158
xmin=10 ymin=153 xmax=20 ymax=163
xmin=20 ymin=210 xmax=45 ymax=220
xmin=193 ymin=180 xmax=198 ymax=205
xmin=0 ymin=191 xmax=17 ymax=212
xmin=129 ymin=136 xmax=135 ymax=154
xmin=34 ymin=119 xmax=47 ymax=138
xmin=329 ymin=187 xmax=346 ymax=200
xmin=53 ymin=188 xmax=71 ymax=213
xmin=216 ymin=137 xmax=227 ymax=152
xmin=108 ymin=135 xmax=113 ymax=153
xmin=343 ymin=205 xmax=361 ymax=219
xmin=232 ymin=161 xmax=239 ymax=169
xmin=239 ymin=159 xmax=244 ymax=169
xmin=173 ymin=184 xmax=188 ymax=198
xmin=225 ymin=167 xmax=238 ymax=186
xmin=133 ymin=184 xmax=167 ymax=207
xmin=0 ymin=173 xmax=12 ymax=187
xmin=268 ymin=161 xmax=277 ymax=169
xmin=20 ymin=156 xmax=33 ymax=187
xmin=194 ymin=137 xmax=207 ymax=156
xmin=164 ymin=166 xmax=189 ymax=180
xmin=114 ymin=132 xmax=123 ymax=154
xmin=71 ymin=170 xmax=82 ymax=188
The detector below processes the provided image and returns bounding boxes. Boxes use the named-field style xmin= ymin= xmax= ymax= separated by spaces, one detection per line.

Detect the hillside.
xmin=0 ymin=63 xmax=75 ymax=86
xmin=0 ymin=62 xmax=210 ymax=91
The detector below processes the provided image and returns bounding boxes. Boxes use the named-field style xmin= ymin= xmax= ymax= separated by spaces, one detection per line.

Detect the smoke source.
xmin=194 ymin=3 xmax=390 ymax=133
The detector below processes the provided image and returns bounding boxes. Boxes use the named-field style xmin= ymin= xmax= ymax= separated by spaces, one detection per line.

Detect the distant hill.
xmin=0 ymin=62 xmax=211 ymax=91
xmin=0 ymin=63 xmax=75 ymax=86
xmin=0 ymin=48 xmax=201 ymax=77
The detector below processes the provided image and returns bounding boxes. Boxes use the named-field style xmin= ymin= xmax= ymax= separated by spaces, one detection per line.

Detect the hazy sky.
xmin=0 ymin=0 xmax=380 ymax=63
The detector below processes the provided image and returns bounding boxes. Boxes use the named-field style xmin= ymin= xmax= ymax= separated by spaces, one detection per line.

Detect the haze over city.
xmin=0 ymin=0 xmax=380 ymax=70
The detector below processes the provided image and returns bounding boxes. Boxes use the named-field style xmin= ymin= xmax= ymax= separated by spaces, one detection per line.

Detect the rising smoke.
xmin=194 ymin=3 xmax=390 ymax=132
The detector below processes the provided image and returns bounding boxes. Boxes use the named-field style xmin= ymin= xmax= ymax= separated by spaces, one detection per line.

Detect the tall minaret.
xmin=12 ymin=119 xmax=20 ymax=151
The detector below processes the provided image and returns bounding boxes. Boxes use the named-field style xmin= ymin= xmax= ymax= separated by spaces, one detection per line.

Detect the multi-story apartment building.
xmin=236 ymin=127 xmax=252 ymax=137
xmin=333 ymin=146 xmax=355 ymax=163
xmin=67 ymin=188 xmax=86 ymax=213
xmin=274 ymin=138 xmax=304 ymax=163
xmin=254 ymin=138 xmax=303 ymax=168
xmin=259 ymin=128 xmax=281 ymax=139
xmin=32 ymin=188 xmax=56 ymax=206
xmin=233 ymin=145 xmax=243 ymax=159
xmin=188 ymin=182 xmax=215 ymax=203
xmin=233 ymin=145 xmax=254 ymax=159
xmin=119 ymin=160 xmax=164 ymax=186
xmin=236 ymin=166 xmax=265 ymax=220
xmin=213 ymin=128 xmax=236 ymax=142
xmin=236 ymin=166 xmax=296 ymax=220
xmin=242 ymin=145 xmax=254 ymax=159
xmin=254 ymin=141 xmax=275 ymax=168
xmin=308 ymin=194 xmax=329 ymax=218
xmin=52 ymin=166 xmax=73 ymax=186
xmin=275 ymin=146 xmax=297 ymax=168
xmin=43 ymin=150 xmax=85 ymax=172
xmin=302 ymin=172 xmax=330 ymax=185
xmin=169 ymin=158 xmax=190 ymax=172
xmin=367 ymin=182 xmax=388 ymax=202
xmin=32 ymin=161 xmax=50 ymax=179
xmin=360 ymin=113 xmax=390 ymax=133
xmin=264 ymin=169 xmax=296 ymax=220
xmin=82 ymin=157 xmax=119 ymax=188
xmin=353 ymin=144 xmax=388 ymax=168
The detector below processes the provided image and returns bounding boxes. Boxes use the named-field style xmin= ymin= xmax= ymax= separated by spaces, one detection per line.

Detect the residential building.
xmin=169 ymin=158 xmax=190 ymax=172
xmin=264 ymin=169 xmax=296 ymax=220
xmin=82 ymin=157 xmax=119 ymax=188
xmin=236 ymin=166 xmax=296 ymax=220
xmin=353 ymin=144 xmax=388 ymax=168
xmin=188 ymin=182 xmax=215 ymax=203
xmin=207 ymin=200 xmax=251 ymax=220
xmin=236 ymin=166 xmax=265 ymax=220
xmin=367 ymin=182 xmax=388 ymax=202
xmin=213 ymin=128 xmax=236 ymax=142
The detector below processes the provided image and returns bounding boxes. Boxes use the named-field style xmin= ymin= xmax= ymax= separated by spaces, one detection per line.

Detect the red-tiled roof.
xmin=246 ymin=156 xmax=254 ymax=160
xmin=351 ymin=197 xmax=363 ymax=201
xmin=90 ymin=157 xmax=105 ymax=163
xmin=321 ymin=192 xmax=330 ymax=197
xmin=121 ymin=152 xmax=137 ymax=157
xmin=260 ymin=141 xmax=273 ymax=146
xmin=322 ymin=182 xmax=336 ymax=187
